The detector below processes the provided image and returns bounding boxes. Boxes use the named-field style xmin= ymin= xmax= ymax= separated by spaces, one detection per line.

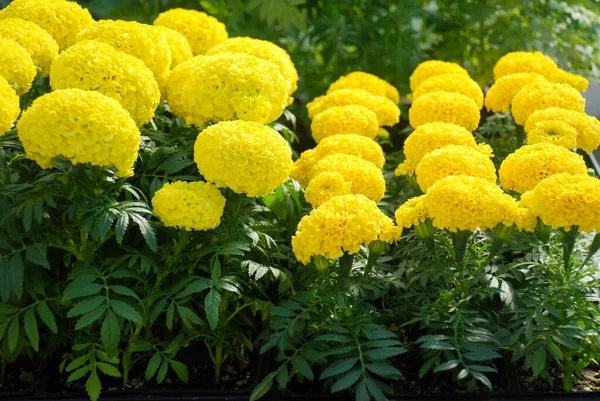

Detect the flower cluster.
xmin=0 ymin=75 xmax=20 ymax=136
xmin=409 ymin=60 xmax=470 ymax=92
xmin=155 ymin=26 xmax=193 ymax=68
xmin=327 ymin=71 xmax=400 ymax=103
xmin=409 ymin=91 xmax=480 ymax=131
xmin=394 ymin=195 xmax=429 ymax=229
xmin=511 ymin=82 xmax=585 ymax=126
xmin=304 ymin=171 xmax=352 ymax=207
xmin=0 ymin=37 xmax=37 ymax=94
xmin=551 ymin=68 xmax=589 ymax=92
xmin=310 ymin=105 xmax=379 ymax=143
xmin=413 ymin=73 xmax=483 ymax=109
xmin=484 ymin=73 xmax=549 ymax=113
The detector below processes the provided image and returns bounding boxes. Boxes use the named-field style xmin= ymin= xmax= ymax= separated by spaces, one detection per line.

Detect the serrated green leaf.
xmin=175 ymin=278 xmax=211 ymax=299
xmin=364 ymin=339 xmax=403 ymax=348
xmin=23 ymin=308 xmax=39 ymax=351
xmin=145 ymin=353 xmax=162 ymax=380
xmin=96 ymin=361 xmax=120 ymax=377
xmin=66 ymin=354 xmax=90 ymax=372
xmin=291 ymin=355 xmax=313 ymax=380
xmin=332 ymin=368 xmax=362 ymax=392
xmin=364 ymin=346 xmax=407 ymax=360
xmin=250 ymin=370 xmax=276 ymax=401
xmin=168 ymin=359 xmax=189 ymax=383
xmin=85 ymin=370 xmax=102 ymax=401
xmin=532 ymin=346 xmax=546 ymax=377
xmin=109 ymin=285 xmax=141 ymax=301
xmin=7 ymin=317 xmax=19 ymax=352
xmin=62 ymin=281 xmax=103 ymax=302
xmin=157 ymin=359 xmax=169 ymax=383
xmin=365 ymin=377 xmax=386 ymax=401
xmin=366 ymin=362 xmax=402 ymax=378
xmin=75 ymin=305 xmax=106 ymax=330
xmin=433 ymin=360 xmax=460 ymax=373
xmin=67 ymin=365 xmax=91 ymax=382
xmin=0 ymin=303 xmax=22 ymax=315
xmin=471 ymin=371 xmax=493 ymax=390
xmin=26 ymin=244 xmax=49 ymax=269
xmin=166 ymin=301 xmax=174 ymax=330
xmin=9 ymin=253 xmax=24 ymax=299
xmin=320 ymin=357 xmax=358 ymax=379
xmin=420 ymin=341 xmax=455 ymax=350
xmin=419 ymin=356 xmax=437 ymax=379
xmin=356 ymin=379 xmax=368 ymax=400
xmin=463 ymin=350 xmax=502 ymax=361
xmin=111 ymin=300 xmax=143 ymax=324
xmin=205 ymin=288 xmax=221 ymax=330
xmin=276 ymin=363 xmax=288 ymax=388
xmin=115 ymin=214 xmax=129 ymax=244
xmin=131 ymin=214 xmax=157 ymax=252
xmin=101 ymin=310 xmax=120 ymax=356
xmin=67 ymin=296 xmax=105 ymax=318
xmin=37 ymin=300 xmax=57 ymax=333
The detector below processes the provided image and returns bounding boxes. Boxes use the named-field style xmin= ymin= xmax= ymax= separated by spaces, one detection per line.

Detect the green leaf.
xmin=168 ymin=359 xmax=189 ymax=383
xmin=271 ymin=306 xmax=295 ymax=317
xmin=211 ymin=257 xmax=221 ymax=282
xmin=356 ymin=380 xmax=368 ymax=401
xmin=97 ymin=362 xmax=121 ymax=377
xmin=433 ymin=360 xmax=460 ymax=373
xmin=9 ymin=253 xmax=24 ymax=299
xmin=109 ymin=285 xmax=141 ymax=301
xmin=547 ymin=341 xmax=563 ymax=361
xmin=320 ymin=357 xmax=358 ymax=379
xmin=67 ymin=365 xmax=91 ymax=382
xmin=250 ymin=371 xmax=276 ymax=401
xmin=532 ymin=346 xmax=546 ymax=377
xmin=115 ymin=214 xmax=129 ymax=244
xmin=420 ymin=341 xmax=455 ymax=350
xmin=75 ymin=305 xmax=106 ymax=330
xmin=364 ymin=339 xmax=403 ymax=348
xmin=175 ymin=278 xmax=211 ymax=299
xmin=276 ymin=363 xmax=288 ymax=388
xmin=37 ymin=300 xmax=57 ymax=333
xmin=101 ymin=310 xmax=120 ymax=356
xmin=364 ymin=346 xmax=407 ymax=360
xmin=66 ymin=354 xmax=90 ymax=372
xmin=67 ymin=296 xmax=105 ymax=318
xmin=131 ymin=214 xmax=157 ymax=252
xmin=110 ymin=300 xmax=143 ymax=324
xmin=145 ymin=353 xmax=162 ymax=380
xmin=156 ymin=359 xmax=169 ymax=383
xmin=463 ymin=350 xmax=502 ymax=361
xmin=418 ymin=356 xmax=437 ymax=379
xmin=457 ymin=368 xmax=470 ymax=380
xmin=365 ymin=377 xmax=386 ymax=401
xmin=366 ymin=362 xmax=402 ymax=378
xmin=23 ymin=204 xmax=32 ymax=231
xmin=166 ymin=302 xmax=174 ymax=330
xmin=205 ymin=288 xmax=221 ymax=330
xmin=471 ymin=371 xmax=493 ymax=390
xmin=85 ymin=370 xmax=102 ymax=401
xmin=26 ymin=244 xmax=49 ymax=269
xmin=0 ymin=303 xmax=22 ymax=314
xmin=62 ymin=281 xmax=103 ymax=302
xmin=23 ymin=308 xmax=39 ymax=351
xmin=7 ymin=317 xmax=19 ymax=352
xmin=291 ymin=355 xmax=313 ymax=380
xmin=331 ymin=368 xmax=362 ymax=392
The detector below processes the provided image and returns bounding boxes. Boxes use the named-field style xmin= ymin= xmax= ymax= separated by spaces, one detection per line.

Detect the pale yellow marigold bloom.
xmin=194 ymin=120 xmax=293 ymax=197
xmin=551 ymin=69 xmax=589 ymax=92
xmin=327 ymin=71 xmax=400 ymax=104
xmin=0 ymin=18 xmax=58 ymax=77
xmin=409 ymin=60 xmax=470 ymax=92
xmin=309 ymin=154 xmax=386 ymax=202
xmin=305 ymin=171 xmax=352 ymax=207
xmin=493 ymin=51 xmax=559 ymax=81
xmin=484 ymin=73 xmax=550 ymax=113
xmin=413 ymin=74 xmax=484 ymax=109
xmin=415 ymin=145 xmax=497 ymax=192
xmin=307 ymin=89 xmax=400 ymax=127
xmin=520 ymin=173 xmax=600 ymax=233
xmin=311 ymin=105 xmax=379 ymax=143
xmin=152 ymin=181 xmax=226 ymax=231
xmin=292 ymin=194 xmax=401 ymax=264
xmin=154 ymin=8 xmax=228 ymax=55
xmin=527 ymin=120 xmax=578 ymax=149
xmin=525 ymin=107 xmax=600 ymax=153
xmin=17 ymin=89 xmax=140 ymax=177
xmin=154 ymin=26 xmax=193 ymax=69
xmin=499 ymin=143 xmax=588 ymax=193
xmin=0 ymin=75 xmax=20 ymax=136
xmin=0 ymin=37 xmax=36 ymax=94
xmin=207 ymin=36 xmax=298 ymax=96
xmin=395 ymin=195 xmax=429 ymax=229
xmin=50 ymin=40 xmax=160 ymax=127
xmin=512 ymin=82 xmax=585 ymax=126
xmin=409 ymin=91 xmax=480 ymax=131
xmin=0 ymin=0 xmax=93 ymax=50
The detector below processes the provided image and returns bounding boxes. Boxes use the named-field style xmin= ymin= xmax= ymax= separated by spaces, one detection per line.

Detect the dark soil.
xmin=0 ymin=358 xmax=38 ymax=395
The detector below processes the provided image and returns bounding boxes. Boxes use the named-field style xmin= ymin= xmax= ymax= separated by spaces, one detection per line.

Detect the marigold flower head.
xmin=414 ymin=74 xmax=483 ymax=109
xmin=0 ymin=75 xmax=20 ymax=136
xmin=207 ymin=36 xmax=298 ymax=96
xmin=0 ymin=0 xmax=93 ymax=50
xmin=304 ymin=171 xmax=352 ymax=207
xmin=17 ymin=89 xmax=140 ymax=176
xmin=307 ymin=89 xmax=400 ymax=127
xmin=327 ymin=71 xmax=400 ymax=104
xmin=154 ymin=25 xmax=193 ymax=69
xmin=493 ymin=51 xmax=559 ymax=81
xmin=525 ymin=107 xmax=600 ymax=153
xmin=409 ymin=91 xmax=480 ymax=131
xmin=395 ymin=195 xmax=429 ymax=229
xmin=50 ymin=40 xmax=160 ymax=127
xmin=484 ymin=73 xmax=550 ymax=113
xmin=499 ymin=143 xmax=588 ymax=193
xmin=511 ymin=82 xmax=585 ymax=126
xmin=527 ymin=120 xmax=578 ymax=149
xmin=0 ymin=18 xmax=58 ymax=77
xmin=410 ymin=60 xmax=470 ymax=92
xmin=292 ymin=194 xmax=401 ymax=264
xmin=194 ymin=120 xmax=293 ymax=197
xmin=152 ymin=181 xmax=226 ymax=231
xmin=290 ymin=149 xmax=319 ymax=188
xmin=310 ymin=105 xmax=379 ymax=143
xmin=415 ymin=145 xmax=496 ymax=192
xmin=551 ymin=68 xmax=589 ymax=92
xmin=165 ymin=55 xmax=203 ymax=119
xmin=153 ymin=8 xmax=228 ymax=55
xmin=520 ymin=173 xmax=600 ymax=233
xmin=0 ymin=37 xmax=36 ymax=94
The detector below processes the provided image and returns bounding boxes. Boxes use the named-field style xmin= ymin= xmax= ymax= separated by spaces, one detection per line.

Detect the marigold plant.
xmin=310 ymin=105 xmax=379 ymax=143
xmin=154 ymin=25 xmax=193 ymax=68
xmin=493 ymin=51 xmax=559 ymax=80
xmin=413 ymin=74 xmax=484 ymax=109
xmin=484 ymin=73 xmax=549 ymax=113
xmin=409 ymin=60 xmax=470 ymax=92
xmin=327 ymin=71 xmax=400 ymax=103
xmin=0 ymin=37 xmax=37 ymax=94
xmin=527 ymin=120 xmax=578 ymax=149
xmin=304 ymin=171 xmax=352 ymax=207
xmin=394 ymin=195 xmax=429 ymax=229
xmin=0 ymin=75 xmax=20 ymax=136
xmin=409 ymin=91 xmax=480 ymax=131
xmin=511 ymin=82 xmax=585 ymax=126
xmin=290 ymin=149 xmax=320 ymax=188
xmin=165 ymin=55 xmax=203 ymax=119
xmin=551 ymin=69 xmax=589 ymax=92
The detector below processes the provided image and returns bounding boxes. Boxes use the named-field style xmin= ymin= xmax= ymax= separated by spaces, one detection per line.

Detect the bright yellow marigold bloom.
xmin=154 ymin=26 xmax=193 ymax=69
xmin=207 ymin=37 xmax=298 ymax=96
xmin=394 ymin=195 xmax=429 ymax=229
xmin=153 ymin=8 xmax=228 ymax=56
xmin=50 ymin=40 xmax=160 ymax=127
xmin=0 ymin=75 xmax=20 ymax=136
xmin=309 ymin=154 xmax=385 ymax=202
xmin=493 ymin=51 xmax=559 ymax=81
xmin=511 ymin=82 xmax=585 ymax=126
xmin=525 ymin=107 xmax=600 ymax=153
xmin=327 ymin=71 xmax=400 ymax=104
xmin=484 ymin=73 xmax=550 ymax=113
xmin=290 ymin=149 xmax=319 ymax=188
xmin=520 ymin=173 xmax=600 ymax=233
xmin=0 ymin=37 xmax=36 ymax=94
xmin=292 ymin=194 xmax=400 ymax=264
xmin=409 ymin=91 xmax=481 ymax=131
xmin=165 ymin=55 xmax=202 ymax=119
xmin=17 ymin=89 xmax=140 ymax=177
xmin=307 ymin=89 xmax=400 ymax=127
xmin=527 ymin=119 xmax=578 ymax=149
xmin=0 ymin=0 xmax=93 ymax=50
xmin=415 ymin=145 xmax=496 ymax=192
xmin=413 ymin=74 xmax=484 ymax=109
xmin=305 ymin=171 xmax=352 ymax=207
xmin=152 ymin=181 xmax=226 ymax=231
xmin=409 ymin=60 xmax=470 ymax=92
xmin=310 ymin=105 xmax=379 ymax=143
xmin=551 ymin=69 xmax=589 ymax=92
xmin=0 ymin=18 xmax=58 ymax=77
xmin=194 ymin=120 xmax=293 ymax=197
xmin=499 ymin=143 xmax=588 ymax=193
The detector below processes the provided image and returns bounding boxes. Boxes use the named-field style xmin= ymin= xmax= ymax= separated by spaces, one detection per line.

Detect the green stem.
xmin=174 ymin=229 xmax=191 ymax=258
xmin=408 ymin=174 xmax=423 ymax=195
xmin=339 ymin=253 xmax=354 ymax=278
xmin=415 ymin=220 xmax=435 ymax=254
xmin=561 ymin=227 xmax=579 ymax=276
xmin=451 ymin=230 xmax=472 ymax=263
xmin=583 ymin=232 xmax=600 ymax=267
xmin=537 ymin=219 xmax=551 ymax=243
xmin=223 ymin=302 xmax=254 ymax=327
xmin=489 ymin=224 xmax=515 ymax=261
xmin=214 ymin=342 xmax=223 ymax=384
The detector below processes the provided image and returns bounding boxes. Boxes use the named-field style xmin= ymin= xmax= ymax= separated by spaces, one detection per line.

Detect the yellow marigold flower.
xmin=0 ymin=37 xmax=36 ymax=94
xmin=409 ymin=91 xmax=480 ymax=131
xmin=512 ymin=82 xmax=585 ymax=126
xmin=77 ymin=20 xmax=171 ymax=95
xmin=207 ymin=36 xmax=298 ymax=96
xmin=17 ymin=89 xmax=140 ymax=177
xmin=550 ymin=68 xmax=588 ymax=92
xmin=291 ymin=194 xmax=400 ymax=264
xmin=152 ymin=181 xmax=226 ymax=231
xmin=413 ymin=74 xmax=484 ymax=109
xmin=165 ymin=55 xmax=202 ymax=119
xmin=310 ymin=105 xmax=379 ymax=143
xmin=395 ymin=122 xmax=492 ymax=176
xmin=409 ymin=60 xmax=470 ymax=92
xmin=307 ymin=89 xmax=400 ymax=127
xmin=0 ymin=75 xmax=19 ymax=136
xmin=193 ymin=120 xmax=293 ymax=197
xmin=499 ymin=143 xmax=587 ymax=193
xmin=327 ymin=71 xmax=400 ymax=104
xmin=153 ymin=8 xmax=228 ymax=55
xmin=520 ymin=173 xmax=600 ymax=233
xmin=484 ymin=73 xmax=549 ymax=113
xmin=395 ymin=195 xmax=429 ymax=229
xmin=527 ymin=120 xmax=578 ymax=149
xmin=377 ymin=128 xmax=390 ymax=138
xmin=305 ymin=171 xmax=352 ymax=207
xmin=493 ymin=51 xmax=558 ymax=81
xmin=415 ymin=145 xmax=496 ymax=192
xmin=525 ymin=107 xmax=600 ymax=153
xmin=309 ymin=154 xmax=385 ymax=202
xmin=154 ymin=26 xmax=193 ymax=69
xmin=0 ymin=0 xmax=93 ymax=50
xmin=0 ymin=18 xmax=58 ymax=77
xmin=50 ymin=40 xmax=160 ymax=127
xmin=290 ymin=149 xmax=319 ymax=188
